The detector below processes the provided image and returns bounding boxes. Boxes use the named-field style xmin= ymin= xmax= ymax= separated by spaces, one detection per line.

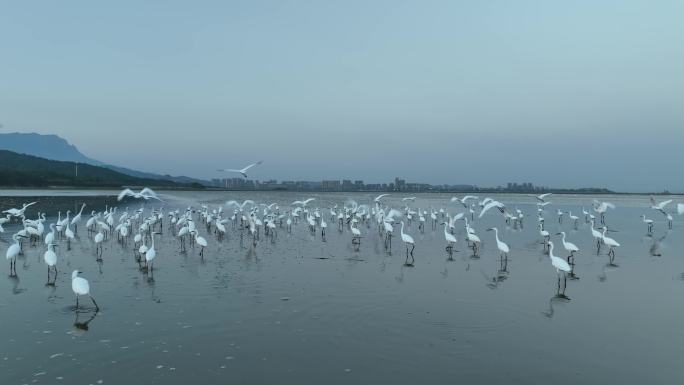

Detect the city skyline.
xmin=208 ymin=176 xmax=614 ymax=194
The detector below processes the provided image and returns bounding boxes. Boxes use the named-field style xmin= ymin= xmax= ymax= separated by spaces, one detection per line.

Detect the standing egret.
xmin=71 ymin=203 xmax=86 ymax=233
xmin=145 ymin=232 xmax=160 ymax=271
xmin=601 ymin=227 xmax=620 ymax=259
xmin=487 ymin=227 xmax=510 ymax=259
xmin=547 ymin=241 xmax=571 ymax=296
xmin=538 ymin=223 xmax=550 ymax=248
xmin=350 ymin=220 xmax=361 ymax=247
xmin=400 ymin=221 xmax=415 ymax=265
xmin=442 ymin=222 xmax=457 ymax=260
xmin=556 ymin=232 xmax=579 ymax=262
xmin=72 ymin=270 xmax=99 ymax=310
xmin=65 ymin=223 xmax=75 ymax=250
xmin=191 ymin=231 xmax=208 ymax=257
xmin=589 ymin=220 xmax=603 ymax=252
xmin=94 ymin=231 xmax=104 ymax=260
xmin=44 ymin=243 xmax=58 ymax=285
xmin=6 ymin=234 xmax=26 ymax=277
xmin=640 ymin=215 xmax=654 ymax=233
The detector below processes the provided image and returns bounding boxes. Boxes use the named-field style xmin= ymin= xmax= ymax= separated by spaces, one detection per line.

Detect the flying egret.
xmin=226 ymin=200 xmax=255 ymax=212
xmin=451 ymin=195 xmax=479 ymax=208
xmin=218 ymin=161 xmax=263 ymax=178
xmin=292 ymin=198 xmax=316 ymax=207
xmin=72 ymin=270 xmax=99 ymax=311
xmin=533 ymin=193 xmax=553 ymax=203
xmin=650 ymin=197 xmax=672 ymax=214
xmin=3 ymin=202 xmax=37 ymax=218
xmin=118 ymin=188 xmax=163 ymax=202
xmin=479 ymin=200 xmax=505 ymax=218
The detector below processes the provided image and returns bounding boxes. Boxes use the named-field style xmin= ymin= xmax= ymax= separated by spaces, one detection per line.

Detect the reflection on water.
xmin=0 ymin=191 xmax=683 ymax=384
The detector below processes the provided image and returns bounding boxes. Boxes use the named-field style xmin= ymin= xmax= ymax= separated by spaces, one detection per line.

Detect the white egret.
xmin=145 ymin=232 xmax=160 ymax=271
xmin=400 ymin=221 xmax=415 ymax=265
xmin=442 ymin=222 xmax=457 ymax=259
xmin=292 ymin=198 xmax=316 ymax=207
xmin=71 ymin=203 xmax=86 ymax=233
xmin=650 ymin=197 xmax=672 ymax=213
xmin=479 ymin=200 xmax=505 ymax=218
xmin=556 ymin=231 xmax=579 ymax=264
xmin=640 ymin=215 xmax=654 ymax=233
xmin=6 ymin=233 xmax=26 ymax=276
xmin=533 ymin=193 xmax=552 ymax=203
xmin=72 ymin=270 xmax=99 ymax=310
xmin=601 ymin=227 xmax=620 ymax=258
xmin=217 ymin=161 xmax=263 ymax=178
xmin=547 ymin=241 xmax=571 ymax=294
xmin=487 ymin=227 xmax=510 ymax=259
xmin=3 ymin=202 xmax=37 ymax=218
xmin=44 ymin=243 xmax=58 ymax=285
xmin=94 ymin=231 xmax=104 ymax=259
xmin=118 ymin=188 xmax=163 ymax=202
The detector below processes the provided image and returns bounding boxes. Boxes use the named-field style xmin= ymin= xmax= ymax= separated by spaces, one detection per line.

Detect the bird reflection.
xmin=648 ymin=232 xmax=668 ymax=257
xmin=9 ymin=275 xmax=26 ymax=295
xmin=542 ymin=295 xmax=570 ymax=318
xmin=599 ymin=261 xmax=619 ymax=282
xmin=73 ymin=308 xmax=99 ymax=332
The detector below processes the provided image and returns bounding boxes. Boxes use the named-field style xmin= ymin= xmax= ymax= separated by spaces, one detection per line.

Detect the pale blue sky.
xmin=1 ymin=0 xmax=682 ymax=191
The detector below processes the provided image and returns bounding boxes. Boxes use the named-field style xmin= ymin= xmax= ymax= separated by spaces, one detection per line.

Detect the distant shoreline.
xmin=0 ymin=186 xmax=680 ymax=197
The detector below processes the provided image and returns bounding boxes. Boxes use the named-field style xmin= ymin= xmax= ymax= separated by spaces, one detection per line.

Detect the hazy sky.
xmin=1 ymin=0 xmax=682 ymax=192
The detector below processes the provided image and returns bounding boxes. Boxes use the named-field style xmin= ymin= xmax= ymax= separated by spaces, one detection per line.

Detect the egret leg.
xmin=90 ymin=295 xmax=99 ymax=311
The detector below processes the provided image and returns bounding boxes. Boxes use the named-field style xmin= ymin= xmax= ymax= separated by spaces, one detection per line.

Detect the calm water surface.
xmin=1 ymin=191 xmax=683 ymax=384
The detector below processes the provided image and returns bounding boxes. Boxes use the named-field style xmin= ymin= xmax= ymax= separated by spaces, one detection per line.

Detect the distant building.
xmin=394 ymin=177 xmax=406 ymax=191
xmin=322 ymin=180 xmax=341 ymax=191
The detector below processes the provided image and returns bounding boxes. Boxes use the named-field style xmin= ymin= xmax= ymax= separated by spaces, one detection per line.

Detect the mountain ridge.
xmin=0 ymin=132 xmax=210 ymax=185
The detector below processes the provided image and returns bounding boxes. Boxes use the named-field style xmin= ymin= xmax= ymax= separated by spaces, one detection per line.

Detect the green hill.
xmin=0 ymin=150 xmax=199 ymax=188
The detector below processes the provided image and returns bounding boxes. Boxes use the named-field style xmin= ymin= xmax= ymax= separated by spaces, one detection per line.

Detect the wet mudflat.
xmin=1 ymin=191 xmax=683 ymax=385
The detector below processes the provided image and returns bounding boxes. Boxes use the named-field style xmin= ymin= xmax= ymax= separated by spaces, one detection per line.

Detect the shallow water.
xmin=1 ymin=191 xmax=683 ymax=384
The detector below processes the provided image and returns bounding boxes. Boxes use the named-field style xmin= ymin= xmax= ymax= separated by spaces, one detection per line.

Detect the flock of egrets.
xmin=2 ymin=189 xmax=683 ymax=312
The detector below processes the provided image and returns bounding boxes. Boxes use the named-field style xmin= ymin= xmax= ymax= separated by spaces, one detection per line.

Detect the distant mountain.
xmin=0 ymin=132 xmax=210 ymax=185
xmin=0 ymin=132 xmax=98 ymax=164
xmin=0 ymin=150 xmax=199 ymax=188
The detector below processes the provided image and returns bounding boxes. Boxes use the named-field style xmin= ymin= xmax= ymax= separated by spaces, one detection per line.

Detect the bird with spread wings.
xmin=218 ymin=161 xmax=263 ymax=178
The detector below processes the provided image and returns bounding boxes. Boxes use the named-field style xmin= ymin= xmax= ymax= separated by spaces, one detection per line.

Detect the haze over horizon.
xmin=1 ymin=1 xmax=682 ymax=192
